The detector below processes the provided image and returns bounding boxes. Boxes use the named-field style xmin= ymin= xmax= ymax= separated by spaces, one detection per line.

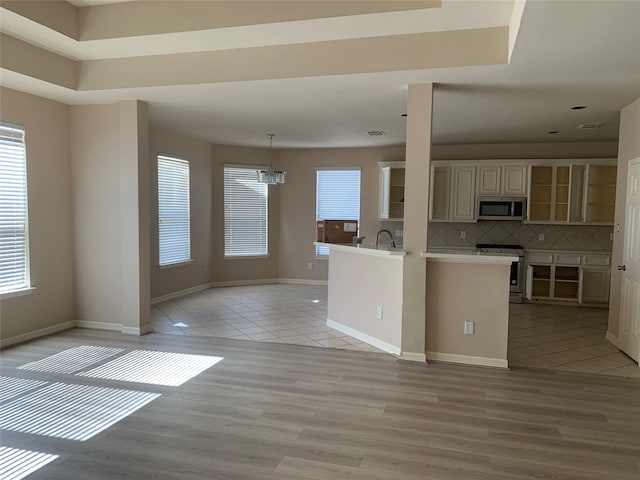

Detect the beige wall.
xmin=71 ymin=102 xmax=150 ymax=331
xmin=278 ymin=145 xmax=404 ymax=281
xmin=609 ymin=97 xmax=640 ymax=338
xmin=0 ymin=88 xmax=75 ymax=341
xmin=426 ymin=260 xmax=510 ymax=364
xmin=327 ymin=249 xmax=403 ymax=351
xmin=149 ymin=127 xmax=213 ymax=298
xmin=431 ymin=141 xmax=618 ymax=160
xmin=211 ymin=144 xmax=280 ymax=282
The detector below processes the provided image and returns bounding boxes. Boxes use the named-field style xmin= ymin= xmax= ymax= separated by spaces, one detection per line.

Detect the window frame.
xmin=0 ymin=121 xmax=32 ymax=297
xmin=315 ymin=167 xmax=362 ymax=257
xmin=157 ymin=153 xmax=192 ymax=268
xmin=223 ymin=164 xmax=269 ymax=258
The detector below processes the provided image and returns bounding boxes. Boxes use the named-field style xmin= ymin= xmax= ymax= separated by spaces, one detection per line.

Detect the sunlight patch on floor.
xmin=0 ymin=382 xmax=160 ymax=441
xmin=77 ymin=350 xmax=223 ymax=386
xmin=0 ymin=446 xmax=59 ymax=480
xmin=17 ymin=345 xmax=124 ymax=374
xmin=0 ymin=377 xmax=47 ymax=402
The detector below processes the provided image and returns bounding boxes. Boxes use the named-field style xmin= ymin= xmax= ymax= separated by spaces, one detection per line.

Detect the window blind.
xmin=224 ymin=166 xmax=268 ymax=256
xmin=158 ymin=155 xmax=191 ymax=266
xmin=315 ymin=168 xmax=361 ymax=256
xmin=0 ymin=124 xmax=29 ymax=293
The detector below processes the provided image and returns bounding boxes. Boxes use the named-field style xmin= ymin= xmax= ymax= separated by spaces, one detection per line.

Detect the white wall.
xmin=0 ymin=88 xmax=75 ymax=342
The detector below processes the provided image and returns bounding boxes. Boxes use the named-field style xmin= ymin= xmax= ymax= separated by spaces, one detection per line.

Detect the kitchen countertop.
xmin=421 ymin=251 xmax=515 ymax=264
xmin=315 ymin=242 xmax=407 ymax=257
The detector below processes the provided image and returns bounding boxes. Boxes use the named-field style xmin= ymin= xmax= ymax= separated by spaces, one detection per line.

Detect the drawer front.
xmin=527 ymin=253 xmax=553 ymax=264
xmin=583 ymin=254 xmax=611 ymax=266
xmin=554 ymin=253 xmax=582 ymax=265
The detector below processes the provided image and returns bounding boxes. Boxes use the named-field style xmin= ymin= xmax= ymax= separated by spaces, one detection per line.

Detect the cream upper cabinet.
xmin=379 ymin=162 xmax=405 ymax=220
xmin=451 ymin=166 xmax=476 ymax=221
xmin=477 ymin=164 xmax=527 ymax=196
xmin=477 ymin=165 xmax=501 ymax=195
xmin=502 ymin=165 xmax=528 ymax=195
xmin=429 ymin=164 xmax=476 ymax=222
xmin=528 ymin=161 xmax=615 ymax=224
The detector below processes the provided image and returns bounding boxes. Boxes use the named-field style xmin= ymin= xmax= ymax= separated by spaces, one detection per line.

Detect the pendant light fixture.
xmin=256 ymin=134 xmax=286 ymax=184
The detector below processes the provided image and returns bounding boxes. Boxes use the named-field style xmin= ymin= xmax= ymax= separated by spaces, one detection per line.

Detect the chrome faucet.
xmin=375 ymin=229 xmax=396 ymax=248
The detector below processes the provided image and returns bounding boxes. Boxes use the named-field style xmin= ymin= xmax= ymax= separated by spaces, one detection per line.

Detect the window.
xmin=224 ymin=165 xmax=268 ymax=257
xmin=0 ymin=123 xmax=30 ymax=294
xmin=315 ymin=168 xmax=361 ymax=256
xmin=157 ymin=155 xmax=191 ymax=266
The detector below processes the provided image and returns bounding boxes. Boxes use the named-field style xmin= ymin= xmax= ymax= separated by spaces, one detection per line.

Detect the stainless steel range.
xmin=476 ymin=243 xmax=525 ymax=304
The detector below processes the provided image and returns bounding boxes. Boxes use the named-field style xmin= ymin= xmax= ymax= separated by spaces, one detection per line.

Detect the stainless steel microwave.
xmin=477 ymin=196 xmax=526 ymax=221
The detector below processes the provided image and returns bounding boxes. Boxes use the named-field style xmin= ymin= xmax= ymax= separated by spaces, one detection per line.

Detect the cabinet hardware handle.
xmin=617 ymin=265 xmax=626 ymax=271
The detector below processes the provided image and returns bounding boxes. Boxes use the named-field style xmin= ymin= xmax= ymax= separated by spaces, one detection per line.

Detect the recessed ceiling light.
xmin=571 ymin=105 xmax=587 ymax=110
xmin=365 ymin=131 xmax=385 ymax=136
xmin=547 ymin=130 xmax=560 ymax=134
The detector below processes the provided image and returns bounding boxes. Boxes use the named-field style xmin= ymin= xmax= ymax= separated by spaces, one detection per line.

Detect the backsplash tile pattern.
xmin=380 ymin=221 xmax=613 ymax=252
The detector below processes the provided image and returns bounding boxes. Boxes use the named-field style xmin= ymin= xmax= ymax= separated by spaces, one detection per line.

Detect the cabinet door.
xmin=585 ymin=164 xmax=617 ymax=223
xmin=379 ymin=166 xmax=391 ymax=219
xmin=430 ymin=166 xmax=450 ymax=221
xmin=477 ymin=165 xmax=501 ymax=195
xmin=450 ymin=166 xmax=476 ymax=221
xmin=581 ymin=268 xmax=611 ymax=303
xmin=503 ymin=165 xmax=528 ymax=195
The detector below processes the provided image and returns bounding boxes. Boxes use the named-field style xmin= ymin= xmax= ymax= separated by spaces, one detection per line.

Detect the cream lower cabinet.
xmin=525 ymin=252 xmax=611 ymax=305
xmin=430 ymin=165 xmax=476 ymax=222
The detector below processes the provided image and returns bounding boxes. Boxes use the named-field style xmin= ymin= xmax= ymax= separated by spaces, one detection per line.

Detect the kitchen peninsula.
xmin=324 ymin=243 xmax=514 ymax=368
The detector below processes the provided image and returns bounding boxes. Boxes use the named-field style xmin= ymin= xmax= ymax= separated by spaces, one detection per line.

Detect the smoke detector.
xmin=365 ymin=130 xmax=385 ymax=136
xmin=577 ymin=123 xmax=603 ymax=130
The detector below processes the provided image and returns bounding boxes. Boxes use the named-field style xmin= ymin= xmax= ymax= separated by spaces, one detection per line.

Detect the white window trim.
xmin=159 ymin=259 xmax=193 ymax=270
xmin=0 ymin=286 xmax=36 ymax=300
xmin=0 ymin=121 xmax=31 ymax=294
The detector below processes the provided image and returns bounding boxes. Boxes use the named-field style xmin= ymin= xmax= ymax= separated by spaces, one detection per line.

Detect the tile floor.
xmin=152 ymin=284 xmax=640 ymax=378
xmin=508 ymin=302 xmax=639 ymax=378
xmin=152 ymin=284 xmax=383 ymax=352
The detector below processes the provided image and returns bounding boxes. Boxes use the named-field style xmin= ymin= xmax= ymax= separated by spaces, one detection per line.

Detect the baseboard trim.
xmin=151 ymin=278 xmax=327 ymax=304
xmin=605 ymin=331 xmax=620 ymax=348
xmin=209 ymin=278 xmax=279 ymax=288
xmin=1 ymin=321 xmax=75 ymax=349
xmin=278 ymin=278 xmax=328 ymax=286
xmin=121 ymin=324 xmax=153 ymax=336
xmin=326 ymin=318 xmax=400 ymax=355
xmin=426 ymin=351 xmax=508 ymax=369
xmin=75 ymin=321 xmax=122 ymax=332
xmin=151 ymin=283 xmax=215 ymax=304
xmin=399 ymin=352 xmax=427 ymax=363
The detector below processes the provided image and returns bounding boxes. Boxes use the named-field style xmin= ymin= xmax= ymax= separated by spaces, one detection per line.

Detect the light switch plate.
xmin=464 ymin=320 xmax=474 ymax=335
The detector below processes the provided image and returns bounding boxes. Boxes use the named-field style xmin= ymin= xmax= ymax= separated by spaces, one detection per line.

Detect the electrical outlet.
xmin=460 ymin=231 xmax=466 ymax=239
xmin=464 ymin=320 xmax=474 ymax=335
xmin=376 ymin=306 xmax=383 ymax=320
xmin=538 ymin=233 xmax=545 ymax=241
xmin=307 ymin=262 xmax=313 ymax=270
xmin=395 ymin=229 xmax=403 ymax=238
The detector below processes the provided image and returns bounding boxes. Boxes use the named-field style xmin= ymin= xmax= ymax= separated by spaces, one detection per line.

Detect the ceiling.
xmin=1 ymin=0 xmax=639 ymax=148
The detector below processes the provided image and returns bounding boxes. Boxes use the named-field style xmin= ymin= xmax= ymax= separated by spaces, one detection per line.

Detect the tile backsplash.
xmin=381 ymin=220 xmax=613 ymax=252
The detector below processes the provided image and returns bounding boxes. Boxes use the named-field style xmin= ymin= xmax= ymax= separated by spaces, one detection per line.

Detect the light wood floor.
xmin=1 ymin=328 xmax=639 ymax=479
